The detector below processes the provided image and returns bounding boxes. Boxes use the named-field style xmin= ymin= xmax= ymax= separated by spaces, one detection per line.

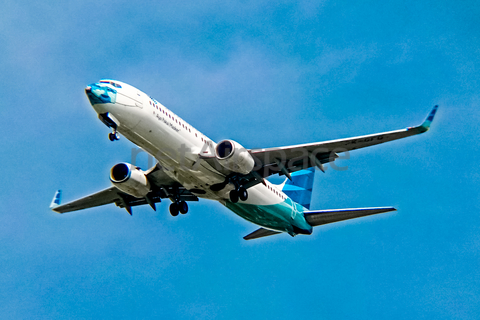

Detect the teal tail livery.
xmin=281 ymin=167 xmax=315 ymax=209
xmin=50 ymin=79 xmax=438 ymax=240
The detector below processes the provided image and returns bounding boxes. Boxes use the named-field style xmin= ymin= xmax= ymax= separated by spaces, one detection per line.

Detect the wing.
xmin=50 ymin=187 xmax=123 ymax=213
xmin=304 ymin=207 xmax=396 ymax=227
xmin=51 ymin=163 xmax=198 ymax=214
xmin=249 ymin=105 xmax=438 ymax=178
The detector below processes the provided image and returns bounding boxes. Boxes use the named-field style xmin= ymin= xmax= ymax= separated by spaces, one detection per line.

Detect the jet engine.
xmin=215 ymin=140 xmax=255 ymax=175
xmin=110 ymin=163 xmax=151 ymax=198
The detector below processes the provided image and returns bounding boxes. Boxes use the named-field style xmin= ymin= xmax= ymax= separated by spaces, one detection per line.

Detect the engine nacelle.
xmin=110 ymin=163 xmax=151 ymax=198
xmin=215 ymin=140 xmax=255 ymax=175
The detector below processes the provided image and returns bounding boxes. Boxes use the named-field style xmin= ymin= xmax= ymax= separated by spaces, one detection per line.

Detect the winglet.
xmin=418 ymin=105 xmax=438 ymax=133
xmin=50 ymin=190 xmax=62 ymax=211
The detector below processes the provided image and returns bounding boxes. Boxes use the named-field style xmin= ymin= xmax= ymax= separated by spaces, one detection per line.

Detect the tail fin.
xmin=281 ymin=168 xmax=315 ymax=209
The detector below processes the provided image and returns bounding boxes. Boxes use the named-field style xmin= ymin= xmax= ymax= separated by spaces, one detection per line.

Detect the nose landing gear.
xmin=108 ymin=130 xmax=119 ymax=141
xmin=98 ymin=113 xmax=119 ymax=141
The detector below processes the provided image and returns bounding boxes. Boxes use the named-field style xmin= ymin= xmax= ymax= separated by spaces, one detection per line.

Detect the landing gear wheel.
xmin=108 ymin=132 xmax=119 ymax=141
xmin=179 ymin=201 xmax=188 ymax=214
xmin=229 ymin=190 xmax=239 ymax=203
xmin=169 ymin=203 xmax=179 ymax=216
xmin=238 ymin=187 xmax=248 ymax=201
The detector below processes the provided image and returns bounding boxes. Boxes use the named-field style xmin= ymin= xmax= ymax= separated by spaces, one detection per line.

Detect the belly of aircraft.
xmin=117 ymin=118 xmax=227 ymax=200
xmin=225 ymin=201 xmax=294 ymax=232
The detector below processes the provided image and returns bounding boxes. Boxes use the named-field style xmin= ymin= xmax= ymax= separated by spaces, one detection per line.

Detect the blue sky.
xmin=1 ymin=0 xmax=479 ymax=319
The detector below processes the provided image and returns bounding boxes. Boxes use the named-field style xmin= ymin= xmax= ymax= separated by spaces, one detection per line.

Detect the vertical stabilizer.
xmin=281 ymin=168 xmax=315 ymax=209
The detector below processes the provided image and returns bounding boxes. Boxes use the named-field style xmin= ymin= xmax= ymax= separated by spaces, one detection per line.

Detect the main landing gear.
xmin=229 ymin=186 xmax=248 ymax=203
xmin=169 ymin=200 xmax=188 ymax=216
xmin=108 ymin=130 xmax=119 ymax=141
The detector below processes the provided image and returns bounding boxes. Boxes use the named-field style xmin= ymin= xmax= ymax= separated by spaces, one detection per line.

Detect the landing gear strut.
xmin=229 ymin=186 xmax=248 ymax=203
xmin=169 ymin=200 xmax=188 ymax=216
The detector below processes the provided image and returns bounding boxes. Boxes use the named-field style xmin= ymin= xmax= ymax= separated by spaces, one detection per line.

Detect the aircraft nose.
xmin=85 ymin=83 xmax=117 ymax=105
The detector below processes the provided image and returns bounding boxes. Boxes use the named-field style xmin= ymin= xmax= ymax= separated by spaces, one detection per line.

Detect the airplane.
xmin=50 ymin=79 xmax=438 ymax=240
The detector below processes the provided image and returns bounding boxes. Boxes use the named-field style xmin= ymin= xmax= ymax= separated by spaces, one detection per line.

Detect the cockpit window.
xmin=100 ymin=80 xmax=122 ymax=88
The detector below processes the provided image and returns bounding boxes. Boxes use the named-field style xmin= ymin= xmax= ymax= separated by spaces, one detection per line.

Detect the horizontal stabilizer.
xmin=304 ymin=207 xmax=396 ymax=227
xmin=244 ymin=228 xmax=282 ymax=240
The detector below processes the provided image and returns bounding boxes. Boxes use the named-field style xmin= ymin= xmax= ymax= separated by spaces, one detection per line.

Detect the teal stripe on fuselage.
xmin=226 ymin=199 xmax=313 ymax=236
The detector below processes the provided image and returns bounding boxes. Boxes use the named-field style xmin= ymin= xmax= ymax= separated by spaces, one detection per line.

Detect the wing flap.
xmin=304 ymin=207 xmax=396 ymax=227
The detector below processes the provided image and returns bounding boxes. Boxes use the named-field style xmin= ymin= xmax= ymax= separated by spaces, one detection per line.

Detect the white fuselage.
xmin=91 ymin=80 xmax=287 ymax=207
xmin=87 ymin=79 xmax=315 ymax=236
